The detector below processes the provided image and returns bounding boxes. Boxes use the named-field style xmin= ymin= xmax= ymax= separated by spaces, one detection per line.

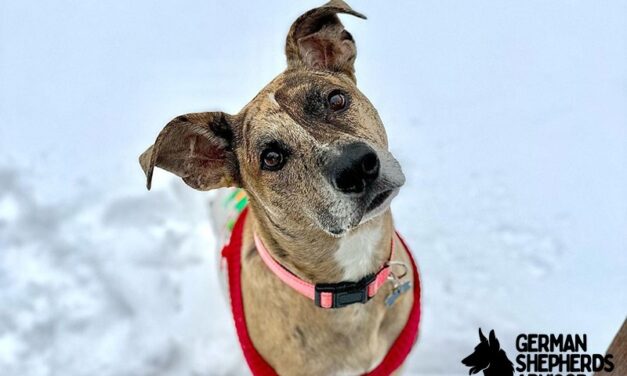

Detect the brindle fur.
xmin=139 ymin=1 xmax=414 ymax=374
xmin=595 ymin=318 xmax=627 ymax=376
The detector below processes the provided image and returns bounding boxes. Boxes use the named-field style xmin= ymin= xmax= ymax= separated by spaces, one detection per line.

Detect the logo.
xmin=462 ymin=329 xmax=514 ymax=375
xmin=462 ymin=329 xmax=616 ymax=376
xmin=514 ymin=333 xmax=614 ymax=375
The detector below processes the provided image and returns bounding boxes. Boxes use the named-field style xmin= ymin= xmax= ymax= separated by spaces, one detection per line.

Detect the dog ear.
xmin=489 ymin=330 xmax=501 ymax=351
xmin=285 ymin=0 xmax=366 ymax=82
xmin=139 ymin=112 xmax=239 ymax=191
xmin=479 ymin=328 xmax=488 ymax=343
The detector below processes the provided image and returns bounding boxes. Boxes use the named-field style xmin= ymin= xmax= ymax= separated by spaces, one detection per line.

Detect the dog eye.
xmin=328 ymin=90 xmax=347 ymax=111
xmin=261 ymin=148 xmax=285 ymax=171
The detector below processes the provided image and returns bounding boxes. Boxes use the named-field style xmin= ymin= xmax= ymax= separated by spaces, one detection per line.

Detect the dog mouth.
xmin=467 ymin=365 xmax=486 ymax=375
xmin=322 ymin=189 xmax=398 ymax=237
xmin=358 ymin=187 xmax=400 ymax=225
xmin=366 ymin=189 xmax=393 ymax=212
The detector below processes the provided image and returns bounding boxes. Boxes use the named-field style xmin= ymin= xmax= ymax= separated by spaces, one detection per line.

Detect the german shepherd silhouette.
xmin=462 ymin=329 xmax=514 ymax=376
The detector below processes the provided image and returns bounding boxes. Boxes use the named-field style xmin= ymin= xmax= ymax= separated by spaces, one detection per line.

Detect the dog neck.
xmin=248 ymin=202 xmax=394 ymax=284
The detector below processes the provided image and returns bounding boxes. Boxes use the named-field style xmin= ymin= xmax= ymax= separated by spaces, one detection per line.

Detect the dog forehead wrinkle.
xmin=246 ymin=110 xmax=311 ymax=150
xmin=267 ymin=113 xmax=323 ymax=151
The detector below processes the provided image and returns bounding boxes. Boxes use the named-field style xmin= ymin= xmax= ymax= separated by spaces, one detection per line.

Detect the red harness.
xmin=221 ymin=207 xmax=421 ymax=375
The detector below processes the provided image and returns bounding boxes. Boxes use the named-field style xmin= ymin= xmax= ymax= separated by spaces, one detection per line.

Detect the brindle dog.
xmin=139 ymin=1 xmax=415 ymax=374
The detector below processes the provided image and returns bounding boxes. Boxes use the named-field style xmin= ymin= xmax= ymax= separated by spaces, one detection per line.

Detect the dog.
xmin=139 ymin=1 xmax=419 ymax=375
xmin=462 ymin=329 xmax=514 ymax=376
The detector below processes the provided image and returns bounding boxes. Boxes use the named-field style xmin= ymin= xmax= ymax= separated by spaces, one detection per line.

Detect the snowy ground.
xmin=1 ymin=1 xmax=626 ymax=375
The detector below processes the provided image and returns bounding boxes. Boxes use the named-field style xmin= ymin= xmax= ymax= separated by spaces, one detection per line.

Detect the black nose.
xmin=328 ymin=142 xmax=380 ymax=194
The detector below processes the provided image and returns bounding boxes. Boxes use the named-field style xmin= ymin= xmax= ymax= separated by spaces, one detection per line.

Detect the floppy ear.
xmin=285 ymin=0 xmax=366 ymax=82
xmin=139 ymin=112 xmax=239 ymax=191
xmin=479 ymin=328 xmax=488 ymax=343
xmin=489 ymin=330 xmax=501 ymax=351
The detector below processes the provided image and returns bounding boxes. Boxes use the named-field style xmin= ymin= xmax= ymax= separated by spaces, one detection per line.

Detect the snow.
xmin=1 ymin=0 xmax=625 ymax=375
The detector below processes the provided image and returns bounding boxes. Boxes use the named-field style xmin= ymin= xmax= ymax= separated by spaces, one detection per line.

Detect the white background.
xmin=1 ymin=1 xmax=625 ymax=375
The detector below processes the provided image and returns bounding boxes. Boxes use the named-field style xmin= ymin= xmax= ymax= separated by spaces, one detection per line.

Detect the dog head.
xmin=462 ymin=329 xmax=501 ymax=375
xmin=139 ymin=0 xmax=405 ymax=237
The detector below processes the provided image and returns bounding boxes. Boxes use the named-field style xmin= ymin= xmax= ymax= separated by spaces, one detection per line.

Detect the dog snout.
xmin=327 ymin=142 xmax=380 ymax=194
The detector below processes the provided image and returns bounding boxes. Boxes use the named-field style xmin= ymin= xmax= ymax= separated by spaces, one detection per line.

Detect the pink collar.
xmin=253 ymin=233 xmax=393 ymax=309
xmin=223 ymin=208 xmax=422 ymax=375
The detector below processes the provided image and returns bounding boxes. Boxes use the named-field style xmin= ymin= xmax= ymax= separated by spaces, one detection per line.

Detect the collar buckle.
xmin=314 ymin=273 xmax=377 ymax=308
